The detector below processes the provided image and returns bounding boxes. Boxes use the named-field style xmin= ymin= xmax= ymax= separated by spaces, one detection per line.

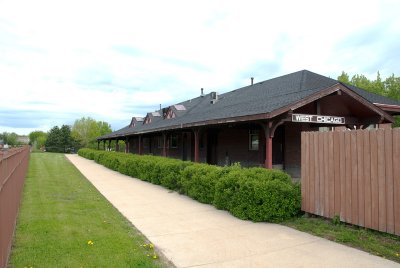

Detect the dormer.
xmin=143 ymin=112 xmax=161 ymax=124
xmin=129 ymin=117 xmax=143 ymax=128
xmin=163 ymin=104 xmax=186 ymax=119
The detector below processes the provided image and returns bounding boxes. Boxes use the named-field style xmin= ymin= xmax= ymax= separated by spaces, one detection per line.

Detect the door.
xmin=207 ymin=130 xmax=218 ymax=165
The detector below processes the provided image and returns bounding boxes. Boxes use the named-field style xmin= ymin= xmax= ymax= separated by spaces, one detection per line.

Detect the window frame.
xmin=170 ymin=134 xmax=178 ymax=149
xmin=249 ymin=129 xmax=259 ymax=151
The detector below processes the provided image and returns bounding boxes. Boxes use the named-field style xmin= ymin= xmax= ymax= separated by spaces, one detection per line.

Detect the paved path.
xmin=66 ymin=154 xmax=399 ymax=268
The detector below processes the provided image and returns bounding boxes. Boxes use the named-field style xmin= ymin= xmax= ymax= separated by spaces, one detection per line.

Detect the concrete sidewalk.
xmin=66 ymin=154 xmax=399 ymax=268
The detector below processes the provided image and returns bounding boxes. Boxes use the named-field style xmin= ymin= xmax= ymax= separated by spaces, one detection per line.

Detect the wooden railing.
xmin=0 ymin=147 xmax=30 ymax=268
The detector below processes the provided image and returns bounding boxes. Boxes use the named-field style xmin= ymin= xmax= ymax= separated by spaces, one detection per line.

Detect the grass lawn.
xmin=282 ymin=215 xmax=400 ymax=263
xmin=9 ymin=153 xmax=168 ymax=268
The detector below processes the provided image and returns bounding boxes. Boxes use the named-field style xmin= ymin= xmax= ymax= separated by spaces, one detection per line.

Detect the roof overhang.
xmin=97 ymin=83 xmax=396 ymax=140
xmin=373 ymin=103 xmax=400 ymax=114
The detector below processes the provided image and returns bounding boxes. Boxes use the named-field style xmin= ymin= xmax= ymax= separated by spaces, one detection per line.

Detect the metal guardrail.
xmin=0 ymin=146 xmax=30 ymax=268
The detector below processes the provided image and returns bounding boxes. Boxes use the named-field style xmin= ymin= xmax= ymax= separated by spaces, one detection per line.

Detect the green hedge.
xmin=214 ymin=168 xmax=300 ymax=221
xmin=78 ymin=148 xmax=301 ymax=222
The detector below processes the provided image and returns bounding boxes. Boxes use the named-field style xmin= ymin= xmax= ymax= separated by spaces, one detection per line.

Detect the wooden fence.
xmin=301 ymin=128 xmax=400 ymax=235
xmin=0 ymin=147 xmax=30 ymax=268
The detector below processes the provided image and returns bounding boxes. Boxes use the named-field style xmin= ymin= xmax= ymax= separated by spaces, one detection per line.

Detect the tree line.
xmin=337 ymin=71 xmax=400 ymax=127
xmin=28 ymin=117 xmax=112 ymax=153
xmin=0 ymin=132 xmax=27 ymax=146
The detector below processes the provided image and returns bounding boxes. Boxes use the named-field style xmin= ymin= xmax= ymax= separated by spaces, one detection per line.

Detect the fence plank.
xmin=370 ymin=130 xmax=379 ymax=231
xmin=301 ymin=132 xmax=307 ymax=211
xmin=356 ymin=130 xmax=365 ymax=227
xmin=350 ymin=131 xmax=358 ymax=225
xmin=309 ymin=132 xmax=316 ymax=213
xmin=316 ymin=133 xmax=323 ymax=216
xmin=314 ymin=132 xmax=319 ymax=215
xmin=323 ymin=133 xmax=330 ymax=217
xmin=339 ymin=131 xmax=346 ymax=221
xmin=306 ymin=133 xmax=314 ymax=214
xmin=363 ymin=130 xmax=372 ymax=229
xmin=393 ymin=129 xmax=400 ymax=235
xmin=385 ymin=129 xmax=394 ymax=234
xmin=377 ymin=130 xmax=387 ymax=232
xmin=344 ymin=131 xmax=352 ymax=223
xmin=333 ymin=131 xmax=341 ymax=216
xmin=328 ymin=132 xmax=334 ymax=218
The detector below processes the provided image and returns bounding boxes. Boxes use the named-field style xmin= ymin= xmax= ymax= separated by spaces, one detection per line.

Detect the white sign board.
xmin=292 ymin=114 xmax=345 ymax=124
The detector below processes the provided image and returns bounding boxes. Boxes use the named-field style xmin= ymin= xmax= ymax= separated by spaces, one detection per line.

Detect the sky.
xmin=1 ymin=0 xmax=400 ymax=135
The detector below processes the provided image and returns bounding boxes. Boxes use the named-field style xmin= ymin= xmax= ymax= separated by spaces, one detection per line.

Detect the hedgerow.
xmin=77 ymin=148 xmax=301 ymax=222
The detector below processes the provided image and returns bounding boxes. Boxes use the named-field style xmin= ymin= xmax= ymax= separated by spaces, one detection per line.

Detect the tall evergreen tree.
xmin=45 ymin=125 xmax=75 ymax=152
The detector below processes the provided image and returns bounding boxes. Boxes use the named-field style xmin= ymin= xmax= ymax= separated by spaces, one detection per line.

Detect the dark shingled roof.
xmin=99 ymin=70 xmax=400 ymax=140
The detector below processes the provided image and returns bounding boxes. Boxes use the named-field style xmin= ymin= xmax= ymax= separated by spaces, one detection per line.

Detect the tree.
xmin=385 ymin=74 xmax=400 ymax=101
xmin=0 ymin=132 xmax=18 ymax=146
xmin=71 ymin=117 xmax=112 ymax=148
xmin=337 ymin=71 xmax=350 ymax=85
xmin=338 ymin=71 xmax=400 ymax=127
xmin=45 ymin=125 xmax=75 ymax=153
xmin=29 ymin=130 xmax=47 ymax=150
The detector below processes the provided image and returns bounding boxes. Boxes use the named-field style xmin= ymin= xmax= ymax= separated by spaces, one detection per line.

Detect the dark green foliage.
xmin=45 ymin=125 xmax=76 ymax=153
xmin=71 ymin=117 xmax=113 ymax=149
xmin=29 ymin=130 xmax=47 ymax=149
xmin=0 ymin=132 xmax=19 ymax=146
xmin=338 ymin=71 xmax=400 ymax=127
xmin=180 ymin=163 xmax=224 ymax=204
xmin=78 ymin=148 xmax=301 ymax=222
xmin=214 ymin=169 xmax=300 ymax=222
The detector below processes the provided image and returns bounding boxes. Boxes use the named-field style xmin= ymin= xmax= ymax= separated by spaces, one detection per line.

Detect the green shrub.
xmin=77 ymin=148 xmax=301 ymax=222
xmin=180 ymin=164 xmax=223 ymax=204
xmin=158 ymin=159 xmax=193 ymax=190
xmin=214 ymin=168 xmax=300 ymax=222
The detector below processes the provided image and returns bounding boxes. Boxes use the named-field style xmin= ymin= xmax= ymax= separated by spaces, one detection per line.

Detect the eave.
xmin=97 ymin=83 xmax=396 ymax=140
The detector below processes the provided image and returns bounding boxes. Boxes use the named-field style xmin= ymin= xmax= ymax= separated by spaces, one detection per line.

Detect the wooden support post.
xmin=265 ymin=126 xmax=273 ymax=169
xmin=260 ymin=121 xmax=274 ymax=169
xmin=97 ymin=141 xmax=100 ymax=150
xmin=194 ymin=129 xmax=200 ymax=163
xmin=103 ymin=140 xmax=106 ymax=151
xmin=115 ymin=140 xmax=119 ymax=152
xmin=138 ymin=135 xmax=142 ymax=155
xmin=108 ymin=140 xmax=111 ymax=151
xmin=125 ymin=138 xmax=129 ymax=153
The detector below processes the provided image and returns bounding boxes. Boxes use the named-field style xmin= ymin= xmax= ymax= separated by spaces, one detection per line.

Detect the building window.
xmin=157 ymin=136 xmax=164 ymax=148
xmin=170 ymin=134 xmax=178 ymax=148
xmin=249 ymin=129 xmax=259 ymax=151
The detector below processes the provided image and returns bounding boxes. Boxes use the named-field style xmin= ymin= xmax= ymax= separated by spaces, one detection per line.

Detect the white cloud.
xmin=0 ymin=0 xmax=399 ymax=134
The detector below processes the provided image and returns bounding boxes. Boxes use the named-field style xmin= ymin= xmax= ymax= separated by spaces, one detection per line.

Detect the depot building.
xmin=97 ymin=70 xmax=400 ymax=178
